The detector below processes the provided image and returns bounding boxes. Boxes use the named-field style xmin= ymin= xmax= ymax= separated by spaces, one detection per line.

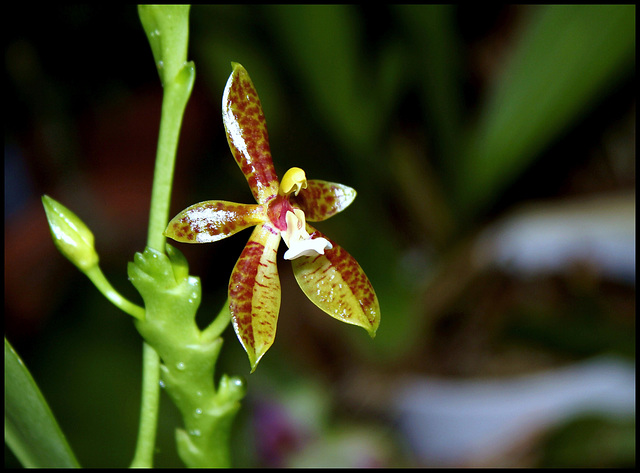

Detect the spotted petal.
xmin=222 ymin=63 xmax=280 ymax=204
xmin=164 ymin=200 xmax=265 ymax=243
xmin=291 ymin=180 xmax=357 ymax=222
xmin=229 ymin=222 xmax=282 ymax=371
xmin=291 ymin=225 xmax=380 ymax=336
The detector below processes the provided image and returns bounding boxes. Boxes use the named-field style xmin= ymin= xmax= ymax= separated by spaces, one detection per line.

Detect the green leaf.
xmin=457 ymin=5 xmax=635 ymax=216
xmin=394 ymin=5 xmax=464 ymax=175
xmin=266 ymin=5 xmax=381 ymax=158
xmin=4 ymin=338 xmax=80 ymax=468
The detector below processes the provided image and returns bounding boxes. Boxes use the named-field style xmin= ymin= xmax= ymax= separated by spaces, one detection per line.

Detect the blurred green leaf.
xmin=537 ymin=415 xmax=636 ymax=468
xmin=394 ymin=5 xmax=464 ymax=177
xmin=266 ymin=5 xmax=382 ymax=159
xmin=4 ymin=338 xmax=80 ymax=468
xmin=457 ymin=5 xmax=635 ymax=216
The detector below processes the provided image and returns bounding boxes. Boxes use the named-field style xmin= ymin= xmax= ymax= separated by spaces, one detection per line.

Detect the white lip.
xmin=283 ymin=237 xmax=332 ymax=260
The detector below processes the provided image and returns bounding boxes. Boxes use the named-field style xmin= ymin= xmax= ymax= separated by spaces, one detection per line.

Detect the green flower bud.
xmin=42 ymin=195 xmax=99 ymax=272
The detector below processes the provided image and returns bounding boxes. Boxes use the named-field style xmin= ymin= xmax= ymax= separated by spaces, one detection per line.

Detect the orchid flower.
xmin=165 ymin=63 xmax=380 ymax=371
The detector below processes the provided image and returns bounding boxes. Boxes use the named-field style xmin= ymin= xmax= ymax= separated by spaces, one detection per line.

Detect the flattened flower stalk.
xmin=165 ymin=63 xmax=380 ymax=371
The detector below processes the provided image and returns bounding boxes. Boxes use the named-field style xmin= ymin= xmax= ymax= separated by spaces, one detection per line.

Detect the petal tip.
xmin=247 ymin=347 xmax=267 ymax=373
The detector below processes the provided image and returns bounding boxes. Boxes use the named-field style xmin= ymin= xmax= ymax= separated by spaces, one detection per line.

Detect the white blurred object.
xmin=392 ymin=356 xmax=635 ymax=466
xmin=473 ymin=191 xmax=636 ymax=283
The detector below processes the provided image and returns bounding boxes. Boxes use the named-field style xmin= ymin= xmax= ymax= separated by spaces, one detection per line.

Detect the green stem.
xmin=132 ymin=10 xmax=195 ymax=464
xmin=130 ymin=342 xmax=161 ymax=468
xmin=131 ymin=84 xmax=184 ymax=466
xmin=146 ymin=85 xmax=185 ymax=251
xmin=84 ymin=265 xmax=145 ymax=320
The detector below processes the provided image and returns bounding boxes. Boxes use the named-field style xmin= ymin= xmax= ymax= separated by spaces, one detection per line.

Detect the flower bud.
xmin=42 ymin=195 xmax=99 ymax=272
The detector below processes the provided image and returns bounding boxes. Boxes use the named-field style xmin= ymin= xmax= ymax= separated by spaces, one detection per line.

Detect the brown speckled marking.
xmin=164 ymin=200 xmax=265 ymax=243
xmin=223 ymin=64 xmax=280 ymax=204
xmin=228 ymin=222 xmax=281 ymax=370
xmin=291 ymin=225 xmax=380 ymax=335
xmin=163 ymin=63 xmax=378 ymax=373
xmin=292 ymin=180 xmax=357 ymax=222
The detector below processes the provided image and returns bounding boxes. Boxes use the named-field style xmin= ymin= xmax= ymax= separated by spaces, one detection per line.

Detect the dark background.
xmin=5 ymin=5 xmax=635 ymax=467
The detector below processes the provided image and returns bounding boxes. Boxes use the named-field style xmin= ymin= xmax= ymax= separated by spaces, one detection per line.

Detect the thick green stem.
xmin=129 ymin=248 xmax=244 ymax=468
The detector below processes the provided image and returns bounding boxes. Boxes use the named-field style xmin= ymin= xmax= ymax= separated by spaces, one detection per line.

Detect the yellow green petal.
xmin=164 ymin=200 xmax=265 ymax=243
xmin=291 ymin=225 xmax=380 ymax=337
xmin=228 ymin=222 xmax=282 ymax=371
xmin=291 ymin=180 xmax=357 ymax=222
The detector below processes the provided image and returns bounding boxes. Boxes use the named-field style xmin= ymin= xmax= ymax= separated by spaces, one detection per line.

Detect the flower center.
xmin=281 ymin=208 xmax=332 ymax=260
xmin=276 ymin=167 xmax=331 ymax=260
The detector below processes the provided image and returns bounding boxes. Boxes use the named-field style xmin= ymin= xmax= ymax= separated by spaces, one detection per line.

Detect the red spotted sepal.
xmin=164 ymin=200 xmax=266 ymax=243
xmin=291 ymin=180 xmax=357 ymax=222
xmin=222 ymin=63 xmax=279 ymax=204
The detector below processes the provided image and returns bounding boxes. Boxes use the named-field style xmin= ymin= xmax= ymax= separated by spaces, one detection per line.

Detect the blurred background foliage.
xmin=4 ymin=5 xmax=635 ymax=468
